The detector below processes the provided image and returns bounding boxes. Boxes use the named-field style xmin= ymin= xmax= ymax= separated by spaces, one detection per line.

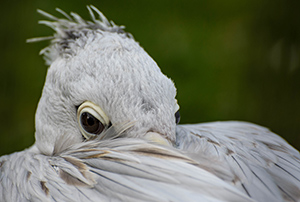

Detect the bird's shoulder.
xmin=176 ymin=121 xmax=300 ymax=202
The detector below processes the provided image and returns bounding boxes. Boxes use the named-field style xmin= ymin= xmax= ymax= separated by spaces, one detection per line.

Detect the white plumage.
xmin=0 ymin=6 xmax=299 ymax=202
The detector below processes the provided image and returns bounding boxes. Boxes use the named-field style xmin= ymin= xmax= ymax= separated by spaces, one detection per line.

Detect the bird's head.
xmin=31 ymin=6 xmax=180 ymax=155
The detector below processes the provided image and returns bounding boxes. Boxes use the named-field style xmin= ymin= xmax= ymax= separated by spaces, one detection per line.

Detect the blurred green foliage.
xmin=0 ymin=0 xmax=299 ymax=155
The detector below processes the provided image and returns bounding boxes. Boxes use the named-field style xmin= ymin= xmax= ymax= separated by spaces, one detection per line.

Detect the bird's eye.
xmin=174 ymin=99 xmax=180 ymax=124
xmin=80 ymin=112 xmax=105 ymax=134
xmin=77 ymin=101 xmax=110 ymax=140
xmin=175 ymin=110 xmax=180 ymax=124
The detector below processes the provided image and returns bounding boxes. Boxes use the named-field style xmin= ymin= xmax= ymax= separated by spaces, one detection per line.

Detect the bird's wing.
xmin=0 ymin=137 xmax=253 ymax=202
xmin=176 ymin=121 xmax=300 ymax=202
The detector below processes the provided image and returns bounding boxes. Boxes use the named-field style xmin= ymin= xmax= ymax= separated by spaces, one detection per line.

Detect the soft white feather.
xmin=0 ymin=136 xmax=253 ymax=202
xmin=176 ymin=121 xmax=300 ymax=202
xmin=1 ymin=6 xmax=300 ymax=202
xmin=31 ymin=6 xmax=178 ymax=155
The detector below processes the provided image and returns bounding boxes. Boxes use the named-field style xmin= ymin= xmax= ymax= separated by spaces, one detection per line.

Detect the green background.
xmin=1 ymin=0 xmax=300 ymax=155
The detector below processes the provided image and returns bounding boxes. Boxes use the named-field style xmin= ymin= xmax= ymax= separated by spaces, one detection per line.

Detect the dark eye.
xmin=175 ymin=110 xmax=180 ymax=124
xmin=80 ymin=112 xmax=105 ymax=134
xmin=77 ymin=101 xmax=110 ymax=140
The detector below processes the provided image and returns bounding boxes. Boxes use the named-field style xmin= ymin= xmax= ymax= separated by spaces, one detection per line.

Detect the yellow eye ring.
xmin=77 ymin=101 xmax=110 ymax=140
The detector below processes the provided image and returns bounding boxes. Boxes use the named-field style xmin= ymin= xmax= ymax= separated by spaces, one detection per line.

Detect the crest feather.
xmin=27 ymin=5 xmax=132 ymax=65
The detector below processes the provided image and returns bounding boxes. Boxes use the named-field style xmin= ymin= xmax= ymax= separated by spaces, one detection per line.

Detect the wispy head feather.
xmin=27 ymin=5 xmax=132 ymax=65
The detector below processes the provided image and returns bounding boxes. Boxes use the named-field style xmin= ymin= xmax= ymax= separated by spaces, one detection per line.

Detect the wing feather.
xmin=176 ymin=121 xmax=300 ymax=202
xmin=0 ymin=137 xmax=253 ymax=202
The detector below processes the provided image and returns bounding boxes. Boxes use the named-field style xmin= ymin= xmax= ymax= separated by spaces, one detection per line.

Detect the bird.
xmin=1 ymin=5 xmax=300 ymax=202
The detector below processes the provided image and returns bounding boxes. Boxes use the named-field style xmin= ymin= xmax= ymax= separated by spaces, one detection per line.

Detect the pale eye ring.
xmin=77 ymin=101 xmax=110 ymax=140
xmin=174 ymin=99 xmax=180 ymax=124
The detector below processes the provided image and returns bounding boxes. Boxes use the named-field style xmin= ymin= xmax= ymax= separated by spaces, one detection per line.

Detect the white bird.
xmin=1 ymin=6 xmax=300 ymax=202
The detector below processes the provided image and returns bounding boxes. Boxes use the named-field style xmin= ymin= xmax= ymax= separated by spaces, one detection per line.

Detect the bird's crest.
xmin=27 ymin=5 xmax=132 ymax=65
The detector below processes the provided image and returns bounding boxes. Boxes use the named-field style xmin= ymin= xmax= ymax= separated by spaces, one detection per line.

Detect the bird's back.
xmin=176 ymin=121 xmax=300 ymax=202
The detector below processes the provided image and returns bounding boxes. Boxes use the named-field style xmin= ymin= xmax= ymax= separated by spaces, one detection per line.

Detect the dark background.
xmin=1 ymin=0 xmax=300 ymax=155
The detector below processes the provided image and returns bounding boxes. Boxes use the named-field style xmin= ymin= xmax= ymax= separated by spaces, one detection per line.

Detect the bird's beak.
xmin=144 ymin=131 xmax=172 ymax=146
